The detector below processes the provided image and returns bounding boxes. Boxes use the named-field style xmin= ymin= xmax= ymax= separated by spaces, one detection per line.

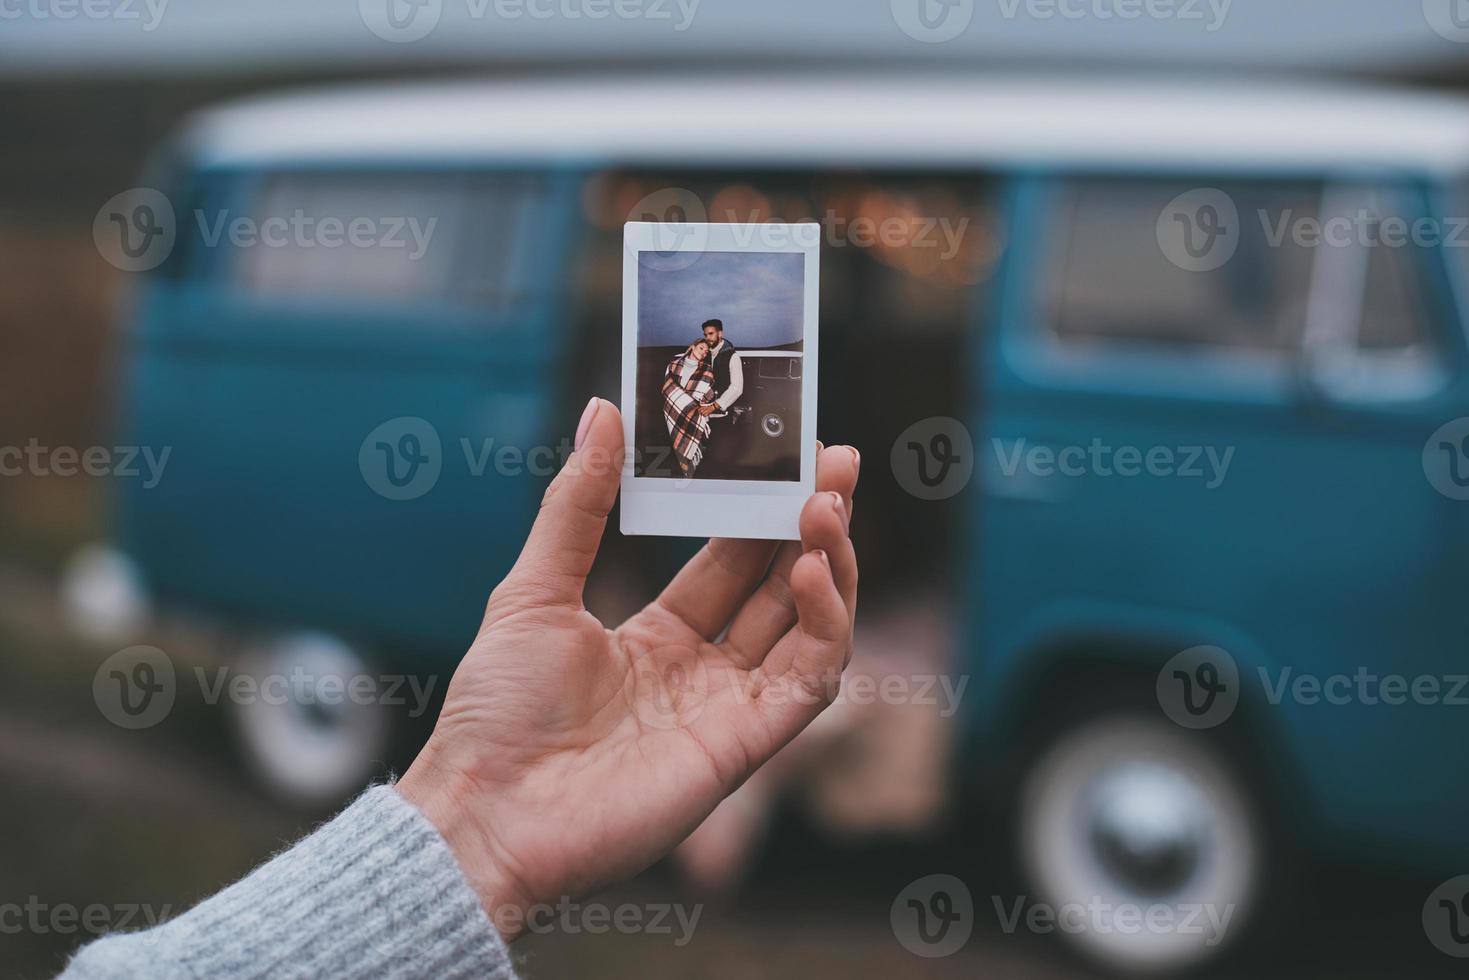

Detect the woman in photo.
xmin=662 ymin=339 xmax=716 ymax=477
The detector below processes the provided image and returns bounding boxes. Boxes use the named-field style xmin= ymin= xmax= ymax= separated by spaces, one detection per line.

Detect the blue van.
xmin=80 ymin=74 xmax=1469 ymax=971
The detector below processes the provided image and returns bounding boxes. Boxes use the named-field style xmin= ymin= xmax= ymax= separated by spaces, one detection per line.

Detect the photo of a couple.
xmin=662 ymin=318 xmax=741 ymax=478
xmin=635 ymin=250 xmax=805 ymax=482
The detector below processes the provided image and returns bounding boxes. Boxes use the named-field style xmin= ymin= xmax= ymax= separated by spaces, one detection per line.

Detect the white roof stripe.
xmin=181 ymin=74 xmax=1469 ymax=176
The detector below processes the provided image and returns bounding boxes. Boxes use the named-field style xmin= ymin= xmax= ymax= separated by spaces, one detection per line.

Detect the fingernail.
xmin=812 ymin=548 xmax=828 ymax=566
xmin=574 ymin=397 xmax=601 ymax=452
xmin=827 ymin=491 xmax=848 ymax=530
xmin=847 ymin=446 xmax=861 ymax=476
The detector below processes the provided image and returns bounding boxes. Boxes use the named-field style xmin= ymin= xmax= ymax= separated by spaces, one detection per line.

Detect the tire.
xmin=229 ymin=631 xmax=394 ymax=808
xmin=1016 ymin=712 xmax=1265 ymax=974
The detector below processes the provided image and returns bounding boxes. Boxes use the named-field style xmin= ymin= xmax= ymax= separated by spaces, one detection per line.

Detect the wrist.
xmin=398 ymin=748 xmax=535 ymax=942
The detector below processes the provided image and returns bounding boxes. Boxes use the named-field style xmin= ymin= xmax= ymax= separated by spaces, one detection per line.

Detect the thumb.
xmin=488 ymin=397 xmax=624 ymax=618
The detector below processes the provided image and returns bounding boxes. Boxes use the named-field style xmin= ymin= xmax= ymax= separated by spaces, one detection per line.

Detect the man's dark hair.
xmin=701 ymin=319 xmax=723 ymax=332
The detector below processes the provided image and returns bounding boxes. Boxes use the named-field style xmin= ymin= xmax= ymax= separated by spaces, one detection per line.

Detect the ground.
xmin=0 ymin=561 xmax=1461 ymax=979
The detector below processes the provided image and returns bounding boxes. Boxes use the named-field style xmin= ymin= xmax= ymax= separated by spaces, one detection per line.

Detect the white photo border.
xmin=620 ymin=221 xmax=820 ymax=540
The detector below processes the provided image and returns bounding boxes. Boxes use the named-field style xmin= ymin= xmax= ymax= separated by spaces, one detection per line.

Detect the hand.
xmin=698 ymin=402 xmax=717 ymax=416
xmin=398 ymin=397 xmax=859 ymax=941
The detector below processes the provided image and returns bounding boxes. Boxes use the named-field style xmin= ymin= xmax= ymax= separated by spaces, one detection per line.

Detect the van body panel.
xmin=970 ymin=172 xmax=1469 ymax=868
xmin=118 ymin=166 xmax=585 ymax=657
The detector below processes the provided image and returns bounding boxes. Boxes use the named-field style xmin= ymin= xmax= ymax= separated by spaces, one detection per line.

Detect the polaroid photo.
xmin=621 ymin=221 xmax=820 ymax=540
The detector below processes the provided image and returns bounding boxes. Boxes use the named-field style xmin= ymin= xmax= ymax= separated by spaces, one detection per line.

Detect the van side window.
xmin=1356 ymin=219 xmax=1429 ymax=352
xmin=235 ymin=174 xmax=538 ymax=308
xmin=451 ymin=176 xmax=542 ymax=309
xmin=757 ymin=356 xmax=796 ymax=380
xmin=1047 ymin=179 xmax=1322 ymax=355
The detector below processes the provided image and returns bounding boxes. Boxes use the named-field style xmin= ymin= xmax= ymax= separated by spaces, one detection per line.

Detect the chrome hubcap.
xmin=1086 ymin=763 xmax=1210 ymax=897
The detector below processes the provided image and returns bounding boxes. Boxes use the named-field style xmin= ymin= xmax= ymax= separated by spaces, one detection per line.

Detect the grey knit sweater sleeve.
xmin=59 ymin=786 xmax=517 ymax=980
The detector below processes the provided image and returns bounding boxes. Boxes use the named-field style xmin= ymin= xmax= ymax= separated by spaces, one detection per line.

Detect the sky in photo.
xmin=638 ymin=250 xmax=805 ymax=349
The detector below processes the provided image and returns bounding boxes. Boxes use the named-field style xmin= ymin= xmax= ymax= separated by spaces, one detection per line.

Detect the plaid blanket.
xmin=662 ymin=353 xmax=716 ymax=473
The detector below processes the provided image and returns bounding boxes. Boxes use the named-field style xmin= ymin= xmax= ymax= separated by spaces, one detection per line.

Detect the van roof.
xmin=182 ymin=73 xmax=1469 ymax=177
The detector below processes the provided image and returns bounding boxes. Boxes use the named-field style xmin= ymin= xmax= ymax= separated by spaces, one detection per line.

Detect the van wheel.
xmin=229 ymin=632 xmax=393 ymax=808
xmin=1017 ymin=713 xmax=1263 ymax=974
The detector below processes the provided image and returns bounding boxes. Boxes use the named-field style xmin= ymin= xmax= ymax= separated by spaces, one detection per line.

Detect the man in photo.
xmin=695 ymin=318 xmax=744 ymax=475
xmin=698 ymin=317 xmax=744 ymax=421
